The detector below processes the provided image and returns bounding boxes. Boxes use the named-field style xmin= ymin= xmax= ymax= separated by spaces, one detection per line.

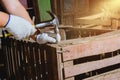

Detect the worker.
xmin=0 ymin=0 xmax=56 ymax=44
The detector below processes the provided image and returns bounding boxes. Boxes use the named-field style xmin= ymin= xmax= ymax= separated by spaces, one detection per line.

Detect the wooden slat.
xmin=84 ymin=68 xmax=120 ymax=80
xmin=57 ymin=53 xmax=64 ymax=80
xmin=62 ymin=30 xmax=120 ymax=61
xmin=65 ymin=77 xmax=74 ymax=80
xmin=28 ymin=42 xmax=36 ymax=80
xmin=64 ymin=54 xmax=120 ymax=78
xmin=64 ymin=61 xmax=74 ymax=80
xmin=17 ymin=41 xmax=25 ymax=80
xmin=40 ymin=45 xmax=47 ymax=80
xmin=46 ymin=45 xmax=60 ymax=80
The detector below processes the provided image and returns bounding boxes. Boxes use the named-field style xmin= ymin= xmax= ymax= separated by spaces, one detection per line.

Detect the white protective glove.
xmin=5 ymin=15 xmax=36 ymax=40
xmin=36 ymin=33 xmax=56 ymax=44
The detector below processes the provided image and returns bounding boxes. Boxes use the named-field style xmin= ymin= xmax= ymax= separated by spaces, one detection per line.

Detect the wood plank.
xmin=46 ymin=46 xmax=60 ymax=80
xmin=64 ymin=61 xmax=74 ymax=80
xmin=65 ymin=77 xmax=74 ymax=80
xmin=62 ymin=30 xmax=120 ymax=61
xmin=84 ymin=68 xmax=120 ymax=80
xmin=64 ymin=54 xmax=120 ymax=78
xmin=57 ymin=53 xmax=64 ymax=80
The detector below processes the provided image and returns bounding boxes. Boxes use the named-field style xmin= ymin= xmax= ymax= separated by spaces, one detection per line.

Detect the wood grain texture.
xmin=84 ymin=68 xmax=120 ymax=80
xmin=64 ymin=54 xmax=120 ymax=78
xmin=62 ymin=30 xmax=120 ymax=61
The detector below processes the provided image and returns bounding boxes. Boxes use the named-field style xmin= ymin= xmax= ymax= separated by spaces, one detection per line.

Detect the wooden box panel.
xmin=51 ymin=29 xmax=120 ymax=80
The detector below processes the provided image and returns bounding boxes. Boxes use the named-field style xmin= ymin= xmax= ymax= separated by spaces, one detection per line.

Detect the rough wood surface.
xmin=62 ymin=30 xmax=120 ymax=61
xmin=84 ymin=68 xmax=120 ymax=80
xmin=64 ymin=54 xmax=120 ymax=78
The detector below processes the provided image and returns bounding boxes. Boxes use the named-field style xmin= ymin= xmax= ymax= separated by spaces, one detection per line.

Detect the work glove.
xmin=36 ymin=33 xmax=56 ymax=44
xmin=5 ymin=15 xmax=36 ymax=40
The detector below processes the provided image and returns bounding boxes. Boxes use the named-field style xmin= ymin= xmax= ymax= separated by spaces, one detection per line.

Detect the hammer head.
xmin=47 ymin=11 xmax=59 ymax=31
xmin=47 ymin=11 xmax=61 ymax=43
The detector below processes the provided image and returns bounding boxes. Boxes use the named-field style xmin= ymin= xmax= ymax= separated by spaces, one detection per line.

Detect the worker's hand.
xmin=36 ymin=33 xmax=56 ymax=44
xmin=5 ymin=15 xmax=36 ymax=40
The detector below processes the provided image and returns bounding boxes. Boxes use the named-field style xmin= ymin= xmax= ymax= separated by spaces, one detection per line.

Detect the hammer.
xmin=35 ymin=11 xmax=61 ymax=43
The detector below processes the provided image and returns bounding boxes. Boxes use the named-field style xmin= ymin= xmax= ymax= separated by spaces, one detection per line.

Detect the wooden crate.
xmin=1 ymin=28 xmax=120 ymax=80
xmin=47 ymin=29 xmax=120 ymax=80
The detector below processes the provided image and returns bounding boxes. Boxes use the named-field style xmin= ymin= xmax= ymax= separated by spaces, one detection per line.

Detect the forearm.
xmin=0 ymin=11 xmax=9 ymax=27
xmin=1 ymin=0 xmax=33 ymax=24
